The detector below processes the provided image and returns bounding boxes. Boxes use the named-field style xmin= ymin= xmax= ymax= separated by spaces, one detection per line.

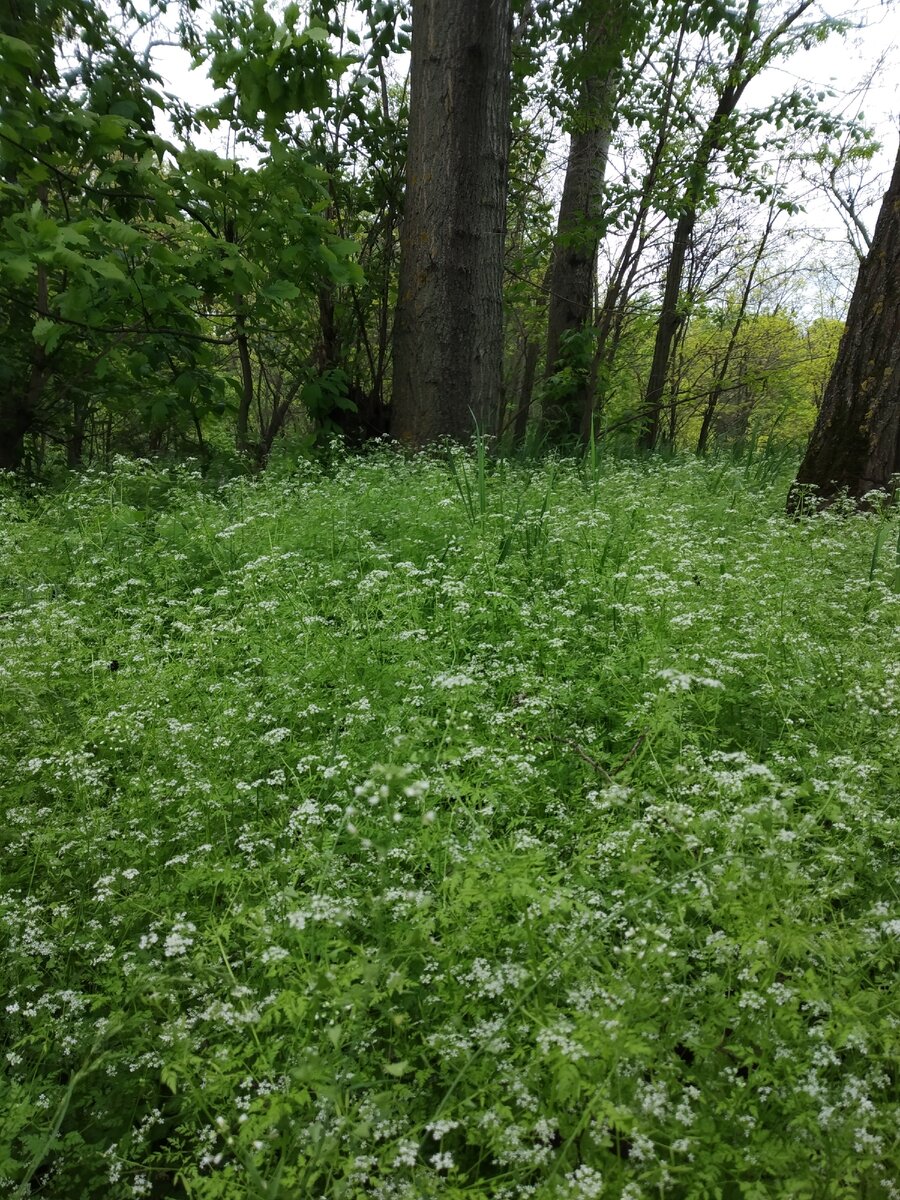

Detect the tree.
xmin=540 ymin=1 xmax=620 ymax=442
xmin=695 ymin=189 xmax=779 ymax=453
xmin=0 ymin=0 xmax=361 ymax=469
xmin=788 ymin=140 xmax=900 ymax=509
xmin=392 ymin=0 xmax=512 ymax=446
xmin=0 ymin=0 xmax=205 ymax=470
xmin=637 ymin=0 xmax=835 ymax=450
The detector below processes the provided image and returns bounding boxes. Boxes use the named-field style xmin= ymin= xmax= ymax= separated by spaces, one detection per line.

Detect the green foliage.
xmin=540 ymin=326 xmax=598 ymax=409
xmin=2 ymin=453 xmax=900 ymax=1196
xmin=676 ymin=311 xmax=842 ymax=450
xmin=200 ymin=0 xmax=349 ymax=143
xmin=0 ymin=1 xmax=366 ymax=468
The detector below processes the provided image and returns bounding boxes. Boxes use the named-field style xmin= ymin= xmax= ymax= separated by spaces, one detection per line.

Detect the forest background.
xmin=1 ymin=0 xmax=898 ymax=475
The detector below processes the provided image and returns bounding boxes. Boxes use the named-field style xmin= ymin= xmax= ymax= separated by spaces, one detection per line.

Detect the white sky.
xmin=744 ymin=0 xmax=900 ymax=189
xmin=151 ymin=2 xmax=899 ymax=146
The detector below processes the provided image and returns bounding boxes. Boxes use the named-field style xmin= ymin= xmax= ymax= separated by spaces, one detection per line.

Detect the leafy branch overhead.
xmin=0 ymin=3 xmax=366 ymax=467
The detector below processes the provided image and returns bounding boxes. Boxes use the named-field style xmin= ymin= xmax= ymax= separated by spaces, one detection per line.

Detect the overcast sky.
xmin=149 ymin=1 xmax=899 ymax=314
xmin=150 ymin=2 xmax=899 ymax=150
xmin=744 ymin=0 xmax=899 ymax=177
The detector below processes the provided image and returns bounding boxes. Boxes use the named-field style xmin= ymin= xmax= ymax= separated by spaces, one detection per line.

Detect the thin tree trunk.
xmin=664 ymin=316 xmax=692 ymax=446
xmin=788 ymin=141 xmax=900 ymax=509
xmin=259 ymin=389 xmax=298 ymax=463
xmin=639 ymin=0 xmax=760 ymax=450
xmin=66 ymin=395 xmax=88 ymax=468
xmin=640 ymin=206 xmax=697 ymax=450
xmin=234 ymin=304 xmax=254 ymax=455
xmin=584 ymin=10 xmax=689 ymax=440
xmin=697 ymin=203 xmax=776 ymax=454
xmin=14 ymin=207 xmax=51 ymax=469
xmin=639 ymin=0 xmax=819 ymax=450
xmin=223 ymin=216 xmax=256 ymax=457
xmin=392 ymin=0 xmax=512 ymax=446
xmin=512 ymin=338 xmax=540 ymax=446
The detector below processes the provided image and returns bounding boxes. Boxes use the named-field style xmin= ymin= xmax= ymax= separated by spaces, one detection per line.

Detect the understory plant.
xmin=1 ymin=450 xmax=899 ymax=1198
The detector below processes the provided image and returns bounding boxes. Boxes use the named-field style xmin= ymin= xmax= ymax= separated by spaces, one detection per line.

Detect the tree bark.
xmin=788 ymin=141 xmax=900 ymax=509
xmin=542 ymin=4 xmax=619 ymax=446
xmin=511 ymin=337 xmax=539 ymax=446
xmin=234 ymin=304 xmax=255 ymax=455
xmin=0 ymin=399 xmax=32 ymax=471
xmin=392 ymin=0 xmax=512 ymax=447
xmin=542 ymin=60 xmax=615 ymax=443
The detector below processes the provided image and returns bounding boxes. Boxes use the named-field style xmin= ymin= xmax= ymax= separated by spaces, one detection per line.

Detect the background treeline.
xmin=0 ymin=0 xmax=882 ymax=472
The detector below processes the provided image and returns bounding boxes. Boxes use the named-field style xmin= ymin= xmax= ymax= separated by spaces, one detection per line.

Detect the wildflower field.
xmin=2 ymin=449 xmax=899 ymax=1199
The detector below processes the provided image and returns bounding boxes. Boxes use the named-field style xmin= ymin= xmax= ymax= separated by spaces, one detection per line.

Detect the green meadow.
xmin=2 ymin=449 xmax=899 ymax=1198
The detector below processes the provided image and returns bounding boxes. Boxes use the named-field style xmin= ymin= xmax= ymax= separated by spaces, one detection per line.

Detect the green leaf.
xmin=260 ymin=279 xmax=300 ymax=302
xmin=95 ymin=114 xmax=128 ymax=140
xmin=92 ymin=259 xmax=128 ymax=282
xmin=329 ymin=238 xmax=360 ymax=258
xmin=0 ymin=33 xmax=37 ymax=70
xmin=384 ymin=1060 xmax=411 ymax=1077
xmin=102 ymin=220 xmax=144 ymax=249
xmin=1 ymin=255 xmax=34 ymax=283
xmin=32 ymin=318 xmax=64 ymax=353
xmin=175 ymin=371 xmax=196 ymax=399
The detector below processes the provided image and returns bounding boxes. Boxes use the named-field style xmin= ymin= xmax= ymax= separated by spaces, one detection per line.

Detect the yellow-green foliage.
xmin=677 ymin=312 xmax=844 ymax=449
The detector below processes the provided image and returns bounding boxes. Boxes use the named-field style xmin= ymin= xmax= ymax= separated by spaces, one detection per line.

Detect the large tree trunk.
xmin=788 ymin=142 xmax=900 ymax=509
xmin=542 ymin=59 xmax=615 ymax=443
xmin=542 ymin=1 xmax=627 ymax=446
xmin=392 ymin=0 xmax=512 ymax=447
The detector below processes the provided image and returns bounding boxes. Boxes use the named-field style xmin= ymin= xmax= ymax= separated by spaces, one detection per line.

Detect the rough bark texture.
xmin=392 ymin=0 xmax=512 ymax=446
xmin=789 ymin=142 xmax=900 ymax=508
xmin=542 ymin=65 xmax=615 ymax=443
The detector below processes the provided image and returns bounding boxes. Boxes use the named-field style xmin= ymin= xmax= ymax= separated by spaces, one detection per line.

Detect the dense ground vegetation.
xmin=2 ymin=451 xmax=899 ymax=1197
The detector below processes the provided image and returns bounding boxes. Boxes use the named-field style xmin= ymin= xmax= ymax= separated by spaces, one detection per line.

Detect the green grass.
xmin=1 ymin=449 xmax=899 ymax=1199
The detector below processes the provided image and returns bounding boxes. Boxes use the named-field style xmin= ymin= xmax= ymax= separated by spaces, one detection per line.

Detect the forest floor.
xmin=2 ymin=449 xmax=899 ymax=1198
